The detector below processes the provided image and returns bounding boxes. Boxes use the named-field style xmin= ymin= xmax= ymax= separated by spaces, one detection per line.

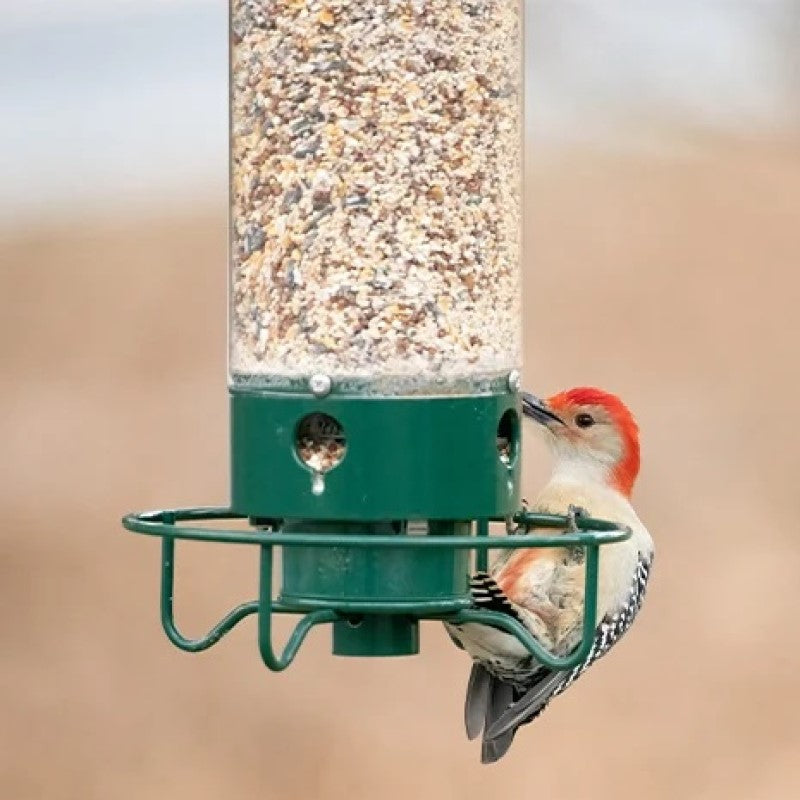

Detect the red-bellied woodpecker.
xmin=446 ymin=387 xmax=654 ymax=763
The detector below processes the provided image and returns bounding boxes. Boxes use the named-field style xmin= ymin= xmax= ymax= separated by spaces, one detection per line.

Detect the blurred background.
xmin=2 ymin=2 xmax=799 ymax=798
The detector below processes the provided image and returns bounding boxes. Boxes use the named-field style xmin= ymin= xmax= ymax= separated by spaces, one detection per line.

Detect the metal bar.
xmin=515 ymin=510 xmax=616 ymax=530
xmin=438 ymin=542 xmax=603 ymax=671
xmin=124 ymin=512 xmax=630 ymax=548
xmin=127 ymin=506 xmax=626 ymax=532
xmin=143 ymin=507 xmax=614 ymax=667
xmin=257 ymin=545 xmax=338 ymax=671
xmin=149 ymin=529 xmax=625 ymax=548
xmin=475 ymin=519 xmax=489 ymax=571
xmin=273 ymin=597 xmax=472 ymax=614
xmin=159 ymin=537 xmax=259 ymax=652
xmin=574 ymin=543 xmax=600 ymax=663
xmin=440 ymin=608 xmax=584 ymax=670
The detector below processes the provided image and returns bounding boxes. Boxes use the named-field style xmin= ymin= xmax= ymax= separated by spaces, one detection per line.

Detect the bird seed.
xmin=230 ymin=0 xmax=522 ymax=393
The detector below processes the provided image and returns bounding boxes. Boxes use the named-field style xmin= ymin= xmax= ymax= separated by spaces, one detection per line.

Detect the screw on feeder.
xmin=507 ymin=370 xmax=521 ymax=393
xmin=309 ymin=373 xmax=332 ymax=398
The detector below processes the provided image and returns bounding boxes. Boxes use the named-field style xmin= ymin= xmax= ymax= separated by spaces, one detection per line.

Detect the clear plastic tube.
xmin=230 ymin=0 xmax=522 ymax=393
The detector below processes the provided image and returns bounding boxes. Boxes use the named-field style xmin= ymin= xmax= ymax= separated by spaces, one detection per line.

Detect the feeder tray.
xmin=122 ymin=507 xmax=630 ymax=670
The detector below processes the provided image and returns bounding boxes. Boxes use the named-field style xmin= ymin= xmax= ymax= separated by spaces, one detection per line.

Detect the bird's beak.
xmin=522 ymin=392 xmax=565 ymax=426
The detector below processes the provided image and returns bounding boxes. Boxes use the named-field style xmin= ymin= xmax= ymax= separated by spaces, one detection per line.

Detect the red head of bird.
xmin=523 ymin=387 xmax=640 ymax=497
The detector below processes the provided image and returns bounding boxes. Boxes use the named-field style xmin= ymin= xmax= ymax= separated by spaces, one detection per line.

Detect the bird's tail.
xmin=464 ymin=662 xmax=517 ymax=764
xmin=463 ymin=571 xmax=523 ymax=762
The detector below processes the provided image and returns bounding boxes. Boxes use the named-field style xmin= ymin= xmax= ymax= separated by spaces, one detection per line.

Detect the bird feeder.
xmin=123 ymin=0 xmax=629 ymax=671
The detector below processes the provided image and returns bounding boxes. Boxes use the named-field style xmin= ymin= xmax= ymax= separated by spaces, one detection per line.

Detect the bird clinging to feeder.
xmin=123 ymin=1 xmax=646 ymax=752
xmin=447 ymin=388 xmax=654 ymax=763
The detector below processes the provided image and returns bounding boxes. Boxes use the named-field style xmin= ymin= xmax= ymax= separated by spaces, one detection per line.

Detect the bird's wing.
xmin=484 ymin=552 xmax=654 ymax=741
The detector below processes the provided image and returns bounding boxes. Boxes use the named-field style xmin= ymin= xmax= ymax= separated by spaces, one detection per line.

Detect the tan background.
xmin=3 ymin=134 xmax=800 ymax=799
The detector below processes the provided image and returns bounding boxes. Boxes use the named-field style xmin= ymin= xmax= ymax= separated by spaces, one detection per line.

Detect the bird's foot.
xmin=507 ymin=497 xmax=531 ymax=535
xmin=566 ymin=504 xmax=589 ymax=532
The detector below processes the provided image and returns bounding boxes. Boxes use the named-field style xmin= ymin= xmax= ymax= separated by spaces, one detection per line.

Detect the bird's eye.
xmin=575 ymin=413 xmax=595 ymax=428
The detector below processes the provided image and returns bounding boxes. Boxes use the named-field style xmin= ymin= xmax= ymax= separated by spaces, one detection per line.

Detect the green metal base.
xmin=227 ymin=379 xmax=521 ymax=656
xmin=277 ymin=520 xmax=471 ymax=611
xmin=231 ymin=388 xmax=520 ymax=520
xmin=276 ymin=519 xmax=470 ymax=655
xmin=121 ymin=507 xmax=632 ymax=669
xmin=333 ymin=616 xmax=419 ymax=657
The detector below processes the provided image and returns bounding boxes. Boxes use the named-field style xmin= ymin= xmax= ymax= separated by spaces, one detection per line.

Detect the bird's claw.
xmin=566 ymin=504 xmax=589 ymax=532
xmin=506 ymin=498 xmax=531 ymax=535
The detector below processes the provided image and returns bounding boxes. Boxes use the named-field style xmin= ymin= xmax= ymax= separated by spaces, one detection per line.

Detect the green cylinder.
xmin=276 ymin=520 xmax=471 ymax=657
xmin=278 ymin=521 xmax=472 ymax=610
xmin=234 ymin=384 xmax=520 ymax=657
xmin=332 ymin=616 xmax=419 ymax=658
xmin=231 ymin=386 xmax=521 ymax=521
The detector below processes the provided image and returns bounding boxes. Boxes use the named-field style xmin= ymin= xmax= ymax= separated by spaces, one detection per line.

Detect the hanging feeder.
xmin=123 ymin=0 xmax=629 ymax=671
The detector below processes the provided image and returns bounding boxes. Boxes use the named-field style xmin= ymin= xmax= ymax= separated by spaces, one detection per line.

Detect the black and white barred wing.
xmin=484 ymin=553 xmax=653 ymax=741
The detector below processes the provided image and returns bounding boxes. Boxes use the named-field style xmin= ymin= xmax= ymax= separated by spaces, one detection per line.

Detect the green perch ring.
xmin=121 ymin=506 xmax=630 ymax=670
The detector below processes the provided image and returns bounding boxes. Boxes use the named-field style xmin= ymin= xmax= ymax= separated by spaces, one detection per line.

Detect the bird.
xmin=446 ymin=387 xmax=654 ymax=763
